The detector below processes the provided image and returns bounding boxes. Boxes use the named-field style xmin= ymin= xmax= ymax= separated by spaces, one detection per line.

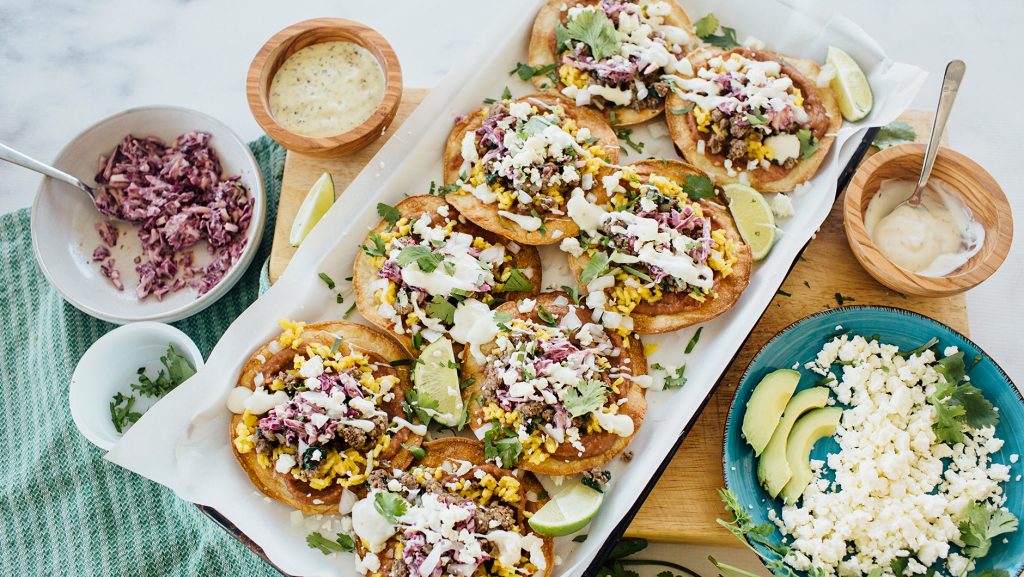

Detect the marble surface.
xmin=1 ymin=1 xmax=1022 ymax=574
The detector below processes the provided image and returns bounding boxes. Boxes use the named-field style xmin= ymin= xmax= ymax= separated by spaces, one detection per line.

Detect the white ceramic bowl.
xmin=70 ymin=322 xmax=204 ymax=451
xmin=30 ymin=105 xmax=265 ymax=324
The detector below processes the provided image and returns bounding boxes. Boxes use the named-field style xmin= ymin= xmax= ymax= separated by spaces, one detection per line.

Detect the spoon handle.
xmin=916 ymin=60 xmax=966 ymax=194
xmin=0 ymin=141 xmax=97 ymax=200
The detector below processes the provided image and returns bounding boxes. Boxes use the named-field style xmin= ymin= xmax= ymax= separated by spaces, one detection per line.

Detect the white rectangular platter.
xmin=107 ymin=0 xmax=926 ymax=575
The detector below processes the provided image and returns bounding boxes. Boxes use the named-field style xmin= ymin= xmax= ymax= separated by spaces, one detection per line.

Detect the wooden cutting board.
xmin=268 ymin=93 xmax=966 ymax=545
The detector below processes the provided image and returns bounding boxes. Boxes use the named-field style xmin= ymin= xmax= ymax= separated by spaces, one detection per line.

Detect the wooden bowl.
xmin=246 ymin=18 xmax=402 ymax=157
xmin=844 ymin=143 xmax=1013 ymax=297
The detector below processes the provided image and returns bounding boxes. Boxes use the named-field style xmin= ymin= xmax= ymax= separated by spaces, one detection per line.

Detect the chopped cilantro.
xmin=318 ymin=272 xmax=336 ymax=289
xmin=670 ymin=103 xmax=695 ymax=115
xmin=580 ymin=251 xmax=611 ymax=284
xmin=510 ymin=62 xmax=557 ymax=82
xmin=109 ymin=392 xmax=141 ymax=434
xmin=616 ymin=128 xmax=645 ymax=154
xmin=493 ymin=311 xmax=513 ymax=332
xmin=360 ymin=232 xmax=387 ymax=257
xmin=561 ymin=284 xmax=582 ymax=304
xmin=834 ymin=292 xmax=855 ymax=305
xmin=899 ymin=337 xmax=939 ymax=358
xmin=483 ymin=420 xmax=522 ymax=467
xmin=500 ymin=268 xmax=534 ymax=293
xmin=685 ymin=327 xmax=703 ymax=354
xmin=693 ymin=13 xmax=720 ymax=37
xmin=662 ymin=365 xmax=688 ymax=389
xmin=537 ymin=305 xmax=558 ymax=327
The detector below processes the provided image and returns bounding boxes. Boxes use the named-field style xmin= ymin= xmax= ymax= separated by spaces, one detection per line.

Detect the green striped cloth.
xmin=0 ymin=137 xmax=285 ymax=576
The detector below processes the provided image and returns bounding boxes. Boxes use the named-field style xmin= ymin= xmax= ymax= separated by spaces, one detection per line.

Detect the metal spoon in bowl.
xmin=0 ymin=141 xmax=119 ymax=219
xmin=904 ymin=60 xmax=966 ymax=208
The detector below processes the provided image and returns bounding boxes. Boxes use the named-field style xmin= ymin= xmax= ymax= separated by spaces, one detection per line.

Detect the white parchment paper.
xmin=107 ymin=1 xmax=926 ymax=575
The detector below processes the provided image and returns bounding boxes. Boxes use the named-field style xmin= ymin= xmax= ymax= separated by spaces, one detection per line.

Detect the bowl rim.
xmin=69 ymin=321 xmax=205 ymax=451
xmin=721 ymin=304 xmax=1023 ymax=577
xmin=246 ymin=17 xmax=403 ymax=154
xmin=843 ymin=143 xmax=1014 ymax=295
xmin=29 ymin=104 xmax=266 ymax=324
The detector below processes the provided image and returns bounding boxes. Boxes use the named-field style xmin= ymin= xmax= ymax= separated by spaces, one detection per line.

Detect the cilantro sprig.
xmin=682 ymin=174 xmax=717 ymax=200
xmin=396 ymin=246 xmax=444 ymax=273
xmin=376 ymin=202 xmax=401 ymax=229
xmin=374 ymin=492 xmax=408 ymax=523
xmin=959 ymin=502 xmax=1019 ymax=559
xmin=694 ymin=13 xmax=740 ymax=49
xmin=110 ymin=345 xmax=196 ymax=433
xmin=306 ymin=531 xmax=355 ymax=555
xmin=928 ymin=351 xmax=999 ymax=443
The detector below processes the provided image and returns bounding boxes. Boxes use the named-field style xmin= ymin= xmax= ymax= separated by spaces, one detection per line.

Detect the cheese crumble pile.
xmin=774 ymin=335 xmax=1016 ymax=577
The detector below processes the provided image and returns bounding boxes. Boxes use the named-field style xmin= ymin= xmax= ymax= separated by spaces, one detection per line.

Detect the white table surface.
xmin=1 ymin=1 xmax=1021 ymax=574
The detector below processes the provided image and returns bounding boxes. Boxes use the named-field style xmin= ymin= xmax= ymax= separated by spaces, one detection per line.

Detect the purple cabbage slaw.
xmin=93 ymin=131 xmax=253 ymax=300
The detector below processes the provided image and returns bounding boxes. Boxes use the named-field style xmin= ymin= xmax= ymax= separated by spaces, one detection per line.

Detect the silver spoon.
xmin=905 ymin=60 xmax=966 ymax=208
xmin=0 ymin=141 xmax=118 ymax=217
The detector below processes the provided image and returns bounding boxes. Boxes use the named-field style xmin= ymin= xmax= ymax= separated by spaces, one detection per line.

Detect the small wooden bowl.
xmin=246 ymin=18 xmax=402 ymax=157
xmin=844 ymin=143 xmax=1013 ymax=297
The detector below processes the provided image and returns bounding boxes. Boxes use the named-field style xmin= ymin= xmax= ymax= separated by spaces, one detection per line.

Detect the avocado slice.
xmin=757 ymin=387 xmax=830 ymax=498
xmin=779 ymin=406 xmax=842 ymax=505
xmin=741 ymin=369 xmax=800 ymax=456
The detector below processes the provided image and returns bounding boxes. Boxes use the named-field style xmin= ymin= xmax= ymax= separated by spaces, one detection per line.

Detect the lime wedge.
xmin=413 ymin=337 xmax=463 ymax=427
xmin=827 ymin=46 xmax=873 ymax=122
xmin=721 ymin=183 xmax=776 ymax=261
xmin=528 ymin=481 xmax=604 ymax=537
xmin=289 ymin=172 xmax=335 ymax=247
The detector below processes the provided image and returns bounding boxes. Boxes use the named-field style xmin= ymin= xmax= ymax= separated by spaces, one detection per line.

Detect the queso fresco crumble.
xmin=771 ymin=335 xmax=1018 ymax=577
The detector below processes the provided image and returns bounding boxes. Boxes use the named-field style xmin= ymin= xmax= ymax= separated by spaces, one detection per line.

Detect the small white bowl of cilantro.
xmin=71 ymin=322 xmax=204 ymax=450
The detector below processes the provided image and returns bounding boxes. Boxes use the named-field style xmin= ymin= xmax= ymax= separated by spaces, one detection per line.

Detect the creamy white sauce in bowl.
xmin=864 ymin=179 xmax=985 ymax=277
xmin=269 ymin=41 xmax=385 ymax=138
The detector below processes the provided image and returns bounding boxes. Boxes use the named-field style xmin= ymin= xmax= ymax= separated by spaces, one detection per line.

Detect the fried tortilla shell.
xmin=463 ymin=293 xmax=647 ymax=475
xmin=568 ymin=160 xmax=752 ymax=333
xmin=357 ymin=438 xmax=555 ymax=577
xmin=443 ymin=93 xmax=619 ymax=245
xmin=528 ymin=0 xmax=695 ymax=126
xmin=230 ymin=321 xmax=420 ymax=515
xmin=353 ymin=195 xmax=542 ymax=350
xmin=666 ymin=47 xmax=842 ymax=192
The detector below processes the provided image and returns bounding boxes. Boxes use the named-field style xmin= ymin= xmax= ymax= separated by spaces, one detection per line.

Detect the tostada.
xmin=227 ymin=320 xmax=422 ymax=514
xmin=353 ymin=195 xmax=541 ymax=352
xmin=528 ymin=0 xmax=698 ymax=126
xmin=665 ymin=47 xmax=841 ymax=192
xmin=443 ymin=93 xmax=618 ymax=245
xmin=350 ymin=438 xmax=554 ymax=577
xmin=563 ymin=159 xmax=752 ymax=334
xmin=462 ymin=292 xmax=647 ymax=475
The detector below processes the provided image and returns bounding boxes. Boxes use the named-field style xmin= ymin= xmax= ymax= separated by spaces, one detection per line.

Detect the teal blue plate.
xmin=723 ymin=306 xmax=1023 ymax=577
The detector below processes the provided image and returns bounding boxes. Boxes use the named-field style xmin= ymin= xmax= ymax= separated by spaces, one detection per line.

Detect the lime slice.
xmin=721 ymin=183 xmax=776 ymax=261
xmin=528 ymin=481 xmax=604 ymax=537
xmin=827 ymin=46 xmax=873 ymax=122
xmin=289 ymin=172 xmax=335 ymax=247
xmin=412 ymin=337 xmax=463 ymax=427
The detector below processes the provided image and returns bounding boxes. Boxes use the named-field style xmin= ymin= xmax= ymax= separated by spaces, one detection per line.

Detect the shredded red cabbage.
xmin=92 ymin=132 xmax=253 ymax=299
